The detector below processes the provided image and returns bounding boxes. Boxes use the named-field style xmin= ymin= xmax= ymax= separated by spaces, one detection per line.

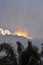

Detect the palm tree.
xmin=18 ymin=40 xmax=41 ymax=65
xmin=16 ymin=41 xmax=24 ymax=55
xmin=0 ymin=42 xmax=17 ymax=65
xmin=0 ymin=40 xmax=41 ymax=65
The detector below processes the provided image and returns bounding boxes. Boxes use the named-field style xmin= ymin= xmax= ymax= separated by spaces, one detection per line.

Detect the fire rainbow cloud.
xmin=0 ymin=28 xmax=32 ymax=39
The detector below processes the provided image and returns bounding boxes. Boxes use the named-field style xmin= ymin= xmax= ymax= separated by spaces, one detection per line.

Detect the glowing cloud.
xmin=0 ymin=28 xmax=11 ymax=35
xmin=12 ymin=28 xmax=30 ymax=38
xmin=5 ymin=30 xmax=11 ymax=35
xmin=0 ymin=28 xmax=5 ymax=35
xmin=0 ymin=28 xmax=32 ymax=39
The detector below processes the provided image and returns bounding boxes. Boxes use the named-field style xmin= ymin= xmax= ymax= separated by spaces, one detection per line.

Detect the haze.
xmin=0 ymin=0 xmax=43 ymax=39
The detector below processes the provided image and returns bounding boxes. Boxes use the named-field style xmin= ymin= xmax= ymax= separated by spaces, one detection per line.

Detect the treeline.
xmin=0 ymin=40 xmax=43 ymax=65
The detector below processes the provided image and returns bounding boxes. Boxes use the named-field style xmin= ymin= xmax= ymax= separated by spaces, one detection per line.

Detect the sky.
xmin=0 ymin=0 xmax=43 ymax=39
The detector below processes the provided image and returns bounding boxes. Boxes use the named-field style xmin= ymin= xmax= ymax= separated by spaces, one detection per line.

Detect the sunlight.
xmin=12 ymin=28 xmax=30 ymax=38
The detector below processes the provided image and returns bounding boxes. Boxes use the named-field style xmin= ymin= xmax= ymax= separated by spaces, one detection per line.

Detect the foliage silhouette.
xmin=16 ymin=41 xmax=24 ymax=55
xmin=19 ymin=40 xmax=41 ymax=65
xmin=0 ymin=41 xmax=41 ymax=65
xmin=0 ymin=42 xmax=17 ymax=65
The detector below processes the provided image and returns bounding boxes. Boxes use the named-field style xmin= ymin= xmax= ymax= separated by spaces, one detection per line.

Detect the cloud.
xmin=0 ymin=28 xmax=11 ymax=35
xmin=0 ymin=0 xmax=43 ymax=38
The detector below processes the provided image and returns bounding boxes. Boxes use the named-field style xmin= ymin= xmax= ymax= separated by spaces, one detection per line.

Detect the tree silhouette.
xmin=19 ymin=40 xmax=41 ymax=65
xmin=0 ymin=41 xmax=41 ymax=65
xmin=0 ymin=42 xmax=17 ymax=65
xmin=16 ymin=41 xmax=24 ymax=55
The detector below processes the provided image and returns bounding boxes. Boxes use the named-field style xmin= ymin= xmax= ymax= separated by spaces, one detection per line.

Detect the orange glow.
xmin=0 ymin=28 xmax=32 ymax=39
xmin=12 ymin=29 xmax=30 ymax=38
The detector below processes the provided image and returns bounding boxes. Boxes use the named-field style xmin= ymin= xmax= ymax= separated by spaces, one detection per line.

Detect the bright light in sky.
xmin=0 ymin=28 xmax=32 ymax=39
xmin=12 ymin=28 xmax=32 ymax=39
xmin=12 ymin=28 xmax=29 ymax=37
xmin=0 ymin=28 xmax=11 ymax=35
xmin=5 ymin=30 xmax=11 ymax=35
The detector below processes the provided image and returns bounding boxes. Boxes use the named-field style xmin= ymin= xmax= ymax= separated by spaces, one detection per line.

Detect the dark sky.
xmin=0 ymin=0 xmax=43 ymax=39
